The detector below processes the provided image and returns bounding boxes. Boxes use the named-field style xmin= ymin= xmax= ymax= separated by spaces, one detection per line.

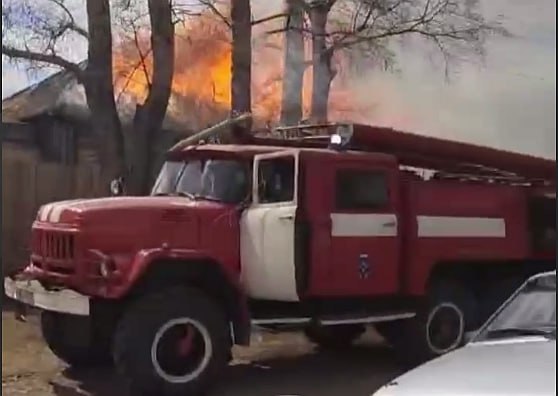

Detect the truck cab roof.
xmin=168 ymin=142 xmax=398 ymax=165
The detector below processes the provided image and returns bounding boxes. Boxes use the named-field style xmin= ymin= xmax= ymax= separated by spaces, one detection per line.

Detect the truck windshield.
xmin=474 ymin=273 xmax=556 ymax=342
xmin=151 ymin=159 xmax=249 ymax=204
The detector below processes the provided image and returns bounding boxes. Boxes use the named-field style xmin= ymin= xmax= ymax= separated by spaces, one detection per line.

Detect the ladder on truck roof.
xmin=249 ymin=122 xmax=556 ymax=187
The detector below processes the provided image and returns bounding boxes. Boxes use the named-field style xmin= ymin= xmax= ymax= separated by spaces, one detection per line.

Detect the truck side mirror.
xmin=110 ymin=178 xmax=124 ymax=196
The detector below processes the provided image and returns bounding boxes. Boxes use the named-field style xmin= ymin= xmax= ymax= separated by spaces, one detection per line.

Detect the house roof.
xmin=2 ymin=62 xmax=87 ymax=123
xmin=1 ymin=61 xmax=213 ymax=132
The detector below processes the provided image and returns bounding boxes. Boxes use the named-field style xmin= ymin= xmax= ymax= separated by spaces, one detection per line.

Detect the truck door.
xmin=327 ymin=163 xmax=401 ymax=296
xmin=240 ymin=151 xmax=300 ymax=301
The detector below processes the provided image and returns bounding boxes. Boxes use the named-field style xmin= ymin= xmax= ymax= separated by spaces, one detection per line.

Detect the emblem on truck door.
xmin=358 ymin=254 xmax=370 ymax=279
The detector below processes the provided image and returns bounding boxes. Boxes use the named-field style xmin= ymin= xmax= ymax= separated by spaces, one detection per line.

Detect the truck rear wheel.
xmin=304 ymin=324 xmax=365 ymax=349
xmin=40 ymin=311 xmax=112 ymax=367
xmin=377 ymin=281 xmax=477 ymax=365
xmin=112 ymin=287 xmax=230 ymax=396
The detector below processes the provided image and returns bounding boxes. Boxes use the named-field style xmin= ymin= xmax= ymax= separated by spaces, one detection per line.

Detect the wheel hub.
xmin=177 ymin=327 xmax=195 ymax=357
xmin=151 ymin=318 xmax=213 ymax=384
xmin=426 ymin=302 xmax=464 ymax=355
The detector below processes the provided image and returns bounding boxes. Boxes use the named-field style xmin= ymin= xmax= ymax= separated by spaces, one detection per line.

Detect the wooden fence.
xmin=2 ymin=143 xmax=102 ymax=275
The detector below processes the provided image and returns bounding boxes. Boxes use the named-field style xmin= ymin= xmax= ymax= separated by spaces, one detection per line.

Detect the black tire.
xmin=41 ymin=311 xmax=112 ymax=367
xmin=377 ymin=281 xmax=478 ymax=365
xmin=113 ymin=287 xmax=230 ymax=396
xmin=304 ymin=324 xmax=365 ymax=349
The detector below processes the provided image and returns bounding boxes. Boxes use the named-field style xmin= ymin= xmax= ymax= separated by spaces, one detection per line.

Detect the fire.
xmin=113 ymin=7 xmax=361 ymax=127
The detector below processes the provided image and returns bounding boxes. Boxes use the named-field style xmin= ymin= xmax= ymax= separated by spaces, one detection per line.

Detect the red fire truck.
xmin=5 ymin=123 xmax=556 ymax=395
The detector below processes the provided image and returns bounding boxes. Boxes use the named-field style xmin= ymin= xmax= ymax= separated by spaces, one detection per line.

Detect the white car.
xmin=372 ymin=271 xmax=556 ymax=396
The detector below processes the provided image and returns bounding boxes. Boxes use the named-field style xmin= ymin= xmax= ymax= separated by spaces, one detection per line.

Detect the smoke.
xmin=125 ymin=0 xmax=553 ymax=159
xmin=346 ymin=40 xmax=555 ymax=159
xmin=248 ymin=0 xmax=555 ymax=158
xmin=329 ymin=0 xmax=556 ymax=158
xmin=3 ymin=0 xmax=555 ymax=159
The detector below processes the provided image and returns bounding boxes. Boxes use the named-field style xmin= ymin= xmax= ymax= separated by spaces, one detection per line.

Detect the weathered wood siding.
xmin=1 ymin=120 xmax=103 ymax=275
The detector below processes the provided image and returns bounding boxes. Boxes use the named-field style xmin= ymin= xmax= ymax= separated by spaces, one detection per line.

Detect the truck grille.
xmin=32 ymin=229 xmax=75 ymax=261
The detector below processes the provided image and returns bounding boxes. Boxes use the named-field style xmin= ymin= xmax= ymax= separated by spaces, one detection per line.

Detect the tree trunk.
xmin=280 ymin=0 xmax=305 ymax=126
xmin=128 ymin=0 xmax=175 ymax=195
xmin=84 ymin=0 xmax=126 ymax=194
xmin=230 ymin=0 xmax=252 ymax=141
xmin=309 ymin=1 xmax=335 ymax=123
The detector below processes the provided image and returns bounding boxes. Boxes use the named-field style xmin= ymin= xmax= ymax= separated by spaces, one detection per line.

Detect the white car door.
xmin=240 ymin=150 xmax=300 ymax=302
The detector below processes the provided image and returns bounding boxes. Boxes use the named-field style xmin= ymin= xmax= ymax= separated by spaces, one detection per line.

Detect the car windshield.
xmin=151 ymin=159 xmax=249 ymax=204
xmin=475 ymin=273 xmax=556 ymax=341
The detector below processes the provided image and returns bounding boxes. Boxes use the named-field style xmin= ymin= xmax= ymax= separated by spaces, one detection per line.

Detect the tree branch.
xmin=1 ymin=45 xmax=84 ymax=80
xmin=131 ymin=23 xmax=152 ymax=90
xmin=115 ymin=47 xmax=154 ymax=103
xmin=200 ymin=0 xmax=231 ymax=28
xmin=48 ymin=0 xmax=89 ymax=39
xmin=279 ymin=0 xmax=505 ymax=68
xmin=252 ymin=12 xmax=289 ymax=26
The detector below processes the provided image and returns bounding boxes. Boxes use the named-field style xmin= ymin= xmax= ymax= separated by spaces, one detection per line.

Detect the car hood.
xmin=374 ymin=337 xmax=556 ymax=396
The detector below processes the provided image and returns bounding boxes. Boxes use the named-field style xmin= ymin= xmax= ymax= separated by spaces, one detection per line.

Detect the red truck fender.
xmin=116 ymin=247 xmax=251 ymax=346
xmin=127 ymin=247 xmax=213 ymax=282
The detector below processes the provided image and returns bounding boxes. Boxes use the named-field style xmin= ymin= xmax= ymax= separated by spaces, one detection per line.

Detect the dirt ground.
xmin=2 ymin=308 xmax=403 ymax=396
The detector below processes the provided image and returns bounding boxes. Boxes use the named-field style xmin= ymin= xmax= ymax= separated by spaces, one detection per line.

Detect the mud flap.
xmin=14 ymin=301 xmax=28 ymax=322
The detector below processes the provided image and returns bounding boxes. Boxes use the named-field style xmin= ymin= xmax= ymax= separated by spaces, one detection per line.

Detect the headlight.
xmin=89 ymin=249 xmax=116 ymax=278
xmin=100 ymin=261 xmax=110 ymax=278
xmin=99 ymin=260 xmax=117 ymax=278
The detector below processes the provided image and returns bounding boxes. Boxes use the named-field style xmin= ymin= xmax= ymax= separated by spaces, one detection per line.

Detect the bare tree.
xmin=274 ymin=0 xmax=507 ymax=123
xmin=84 ymin=0 xmax=127 ymax=188
xmin=308 ymin=0 xmax=337 ymax=122
xmin=280 ymin=0 xmax=306 ymax=126
xmin=230 ymin=0 xmax=253 ymax=141
xmin=201 ymin=0 xmax=288 ymax=30
xmin=201 ymin=0 xmax=289 ymax=133
xmin=126 ymin=0 xmax=175 ymax=195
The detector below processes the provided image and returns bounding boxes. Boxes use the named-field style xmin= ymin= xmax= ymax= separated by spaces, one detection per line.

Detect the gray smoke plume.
xmin=253 ymin=0 xmax=556 ymax=158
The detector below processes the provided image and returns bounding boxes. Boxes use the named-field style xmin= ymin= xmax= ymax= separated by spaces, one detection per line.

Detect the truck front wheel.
xmin=40 ymin=311 xmax=112 ymax=367
xmin=112 ymin=287 xmax=230 ymax=396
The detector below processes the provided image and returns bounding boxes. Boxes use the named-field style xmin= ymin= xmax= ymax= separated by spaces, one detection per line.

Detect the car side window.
xmin=335 ymin=170 xmax=389 ymax=210
xmin=258 ymin=156 xmax=295 ymax=203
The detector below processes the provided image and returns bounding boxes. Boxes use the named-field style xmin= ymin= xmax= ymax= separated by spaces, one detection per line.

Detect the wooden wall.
xmin=1 ymin=142 xmax=102 ymax=275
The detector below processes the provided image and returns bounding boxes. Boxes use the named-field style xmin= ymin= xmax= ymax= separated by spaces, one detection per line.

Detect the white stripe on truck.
xmin=417 ymin=216 xmax=506 ymax=238
xmin=39 ymin=203 xmax=54 ymax=222
xmin=49 ymin=204 xmax=66 ymax=223
xmin=331 ymin=213 xmax=398 ymax=237
xmin=329 ymin=213 xmax=506 ymax=238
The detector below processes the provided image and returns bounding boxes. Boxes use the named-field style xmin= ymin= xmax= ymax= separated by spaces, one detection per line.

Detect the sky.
xmin=2 ymin=0 xmax=556 ymax=158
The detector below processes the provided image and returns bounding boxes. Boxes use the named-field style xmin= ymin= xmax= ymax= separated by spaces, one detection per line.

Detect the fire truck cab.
xmin=5 ymin=123 xmax=556 ymax=396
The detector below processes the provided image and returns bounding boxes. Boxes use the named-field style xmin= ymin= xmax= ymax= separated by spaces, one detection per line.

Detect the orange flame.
xmin=114 ymin=9 xmax=361 ymax=128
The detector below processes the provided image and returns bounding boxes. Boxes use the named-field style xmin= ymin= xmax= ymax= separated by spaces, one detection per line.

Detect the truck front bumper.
xmin=4 ymin=277 xmax=90 ymax=316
